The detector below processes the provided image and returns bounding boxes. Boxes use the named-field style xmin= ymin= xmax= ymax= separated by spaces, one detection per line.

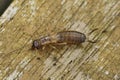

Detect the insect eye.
xmin=32 ymin=40 xmax=39 ymax=49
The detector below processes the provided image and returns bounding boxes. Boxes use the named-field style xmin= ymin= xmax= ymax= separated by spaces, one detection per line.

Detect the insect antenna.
xmin=1 ymin=43 xmax=31 ymax=59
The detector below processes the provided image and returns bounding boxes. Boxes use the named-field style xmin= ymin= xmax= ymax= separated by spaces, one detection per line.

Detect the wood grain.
xmin=0 ymin=0 xmax=120 ymax=80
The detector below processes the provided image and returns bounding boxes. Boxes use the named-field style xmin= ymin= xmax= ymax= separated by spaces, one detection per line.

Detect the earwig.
xmin=32 ymin=31 xmax=96 ymax=49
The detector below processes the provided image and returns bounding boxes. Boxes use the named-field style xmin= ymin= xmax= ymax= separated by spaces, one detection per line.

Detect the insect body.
xmin=32 ymin=31 xmax=93 ymax=49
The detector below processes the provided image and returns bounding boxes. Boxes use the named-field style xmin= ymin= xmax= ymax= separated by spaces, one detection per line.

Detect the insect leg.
xmin=49 ymin=45 xmax=58 ymax=50
xmin=42 ymin=46 xmax=45 ymax=50
xmin=54 ymin=42 xmax=67 ymax=45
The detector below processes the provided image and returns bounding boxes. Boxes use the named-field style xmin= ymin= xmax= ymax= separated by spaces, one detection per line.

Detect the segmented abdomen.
xmin=56 ymin=31 xmax=86 ymax=44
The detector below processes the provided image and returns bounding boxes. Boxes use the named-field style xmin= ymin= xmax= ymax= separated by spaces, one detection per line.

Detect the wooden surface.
xmin=0 ymin=0 xmax=120 ymax=80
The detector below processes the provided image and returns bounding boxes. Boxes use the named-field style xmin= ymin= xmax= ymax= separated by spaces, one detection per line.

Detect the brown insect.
xmin=32 ymin=31 xmax=96 ymax=49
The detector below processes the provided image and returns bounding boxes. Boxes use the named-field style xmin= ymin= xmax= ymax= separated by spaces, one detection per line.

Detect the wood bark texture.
xmin=0 ymin=0 xmax=120 ymax=80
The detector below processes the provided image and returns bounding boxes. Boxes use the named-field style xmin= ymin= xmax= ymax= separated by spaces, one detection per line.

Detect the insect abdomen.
xmin=56 ymin=31 xmax=86 ymax=44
